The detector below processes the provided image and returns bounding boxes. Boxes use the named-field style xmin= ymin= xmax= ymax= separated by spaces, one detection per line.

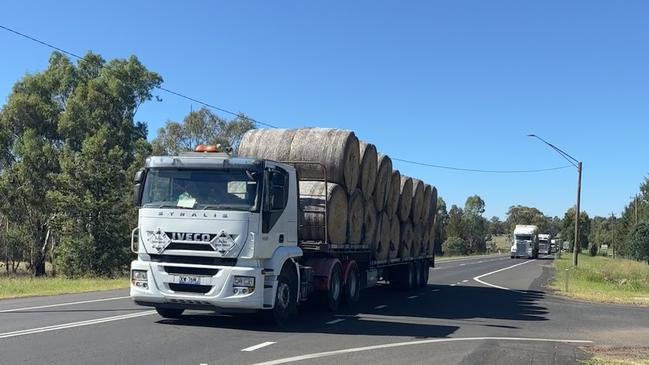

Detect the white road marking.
xmin=431 ymin=289 xmax=440 ymax=292
xmin=374 ymin=305 xmax=387 ymax=309
xmin=449 ymin=284 xmax=457 ymax=287
xmin=249 ymin=337 xmax=593 ymax=365
xmin=477 ymin=261 xmax=483 ymax=263
xmin=0 ymin=296 xmax=130 ymax=313
xmin=473 ymin=259 xmax=536 ymax=290
xmin=0 ymin=310 xmax=155 ymax=339
xmin=242 ymin=341 xmax=276 ymax=352
xmin=459 ymin=263 xmax=466 ymax=266
xmin=407 ymin=295 xmax=417 ymax=299
xmin=326 ymin=319 xmax=345 ymax=325
xmin=462 ymin=280 xmax=469 ymax=283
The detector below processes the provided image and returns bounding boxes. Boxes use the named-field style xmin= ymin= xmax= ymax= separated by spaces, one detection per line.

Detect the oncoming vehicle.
xmin=511 ymin=225 xmax=539 ymax=259
xmin=538 ymin=234 xmax=551 ymax=255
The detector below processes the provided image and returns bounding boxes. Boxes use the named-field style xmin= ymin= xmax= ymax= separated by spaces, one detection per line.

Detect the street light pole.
xmin=528 ymin=134 xmax=582 ymax=267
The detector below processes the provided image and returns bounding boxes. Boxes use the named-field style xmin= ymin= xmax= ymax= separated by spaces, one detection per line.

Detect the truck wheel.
xmin=419 ymin=261 xmax=429 ymax=288
xmin=155 ymin=307 xmax=184 ymax=319
xmin=413 ymin=261 xmax=422 ymax=288
xmin=327 ymin=263 xmax=342 ymax=312
xmin=396 ymin=263 xmax=414 ymax=291
xmin=342 ymin=264 xmax=360 ymax=307
xmin=271 ymin=268 xmax=298 ymax=325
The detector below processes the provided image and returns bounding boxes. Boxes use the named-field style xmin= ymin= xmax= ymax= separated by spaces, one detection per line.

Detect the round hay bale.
xmin=412 ymin=224 xmax=424 ymax=258
xmin=238 ymin=129 xmax=296 ymax=161
xmin=388 ymin=217 xmax=400 ymax=260
xmin=410 ymin=178 xmax=425 ymax=223
xmin=373 ymin=154 xmax=392 ymax=211
xmin=398 ymin=220 xmax=413 ymax=259
xmin=289 ymin=128 xmax=360 ymax=193
xmin=397 ymin=176 xmax=413 ymax=222
xmin=385 ymin=170 xmax=401 ymax=217
xmin=298 ymin=181 xmax=347 ymax=244
xmin=376 ymin=212 xmax=391 ymax=261
xmin=347 ymin=190 xmax=364 ymax=244
xmin=362 ymin=198 xmax=377 ymax=246
xmin=358 ymin=142 xmax=377 ymax=200
xmin=427 ymin=186 xmax=439 ymax=227
xmin=421 ymin=184 xmax=433 ymax=224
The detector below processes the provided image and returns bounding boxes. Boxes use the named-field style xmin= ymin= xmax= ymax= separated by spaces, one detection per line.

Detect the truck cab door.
xmin=258 ymin=166 xmax=296 ymax=257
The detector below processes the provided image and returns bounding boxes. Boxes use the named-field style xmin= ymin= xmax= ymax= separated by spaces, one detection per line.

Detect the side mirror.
xmin=134 ymin=169 xmax=144 ymax=183
xmin=133 ymin=183 xmax=142 ymax=207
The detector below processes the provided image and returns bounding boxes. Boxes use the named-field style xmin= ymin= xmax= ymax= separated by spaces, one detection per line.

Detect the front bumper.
xmin=130 ymin=260 xmax=269 ymax=311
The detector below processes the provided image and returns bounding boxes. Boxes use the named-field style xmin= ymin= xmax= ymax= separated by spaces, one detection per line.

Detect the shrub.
xmin=444 ymin=236 xmax=470 ymax=256
xmin=589 ymin=243 xmax=598 ymax=257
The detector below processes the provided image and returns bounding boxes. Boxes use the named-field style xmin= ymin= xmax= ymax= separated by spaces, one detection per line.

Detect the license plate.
xmin=178 ymin=275 xmax=201 ymax=285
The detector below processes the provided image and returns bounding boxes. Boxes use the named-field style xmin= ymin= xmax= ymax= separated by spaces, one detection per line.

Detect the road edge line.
xmin=473 ymin=260 xmax=536 ymax=290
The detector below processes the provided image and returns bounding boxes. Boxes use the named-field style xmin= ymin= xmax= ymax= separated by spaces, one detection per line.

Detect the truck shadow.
xmin=156 ymin=283 xmax=548 ymax=338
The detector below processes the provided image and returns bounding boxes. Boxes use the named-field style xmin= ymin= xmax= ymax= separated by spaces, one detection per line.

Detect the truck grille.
xmin=150 ymin=254 xmax=237 ymax=266
xmin=166 ymin=242 xmax=215 ymax=251
xmin=164 ymin=266 xmax=219 ymax=276
xmin=169 ymin=283 xmax=213 ymax=294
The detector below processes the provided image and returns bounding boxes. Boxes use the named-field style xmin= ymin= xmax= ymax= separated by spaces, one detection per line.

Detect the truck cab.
xmin=538 ymin=234 xmax=551 ymax=255
xmin=130 ymin=146 xmax=303 ymax=322
xmin=511 ymin=225 xmax=539 ymax=259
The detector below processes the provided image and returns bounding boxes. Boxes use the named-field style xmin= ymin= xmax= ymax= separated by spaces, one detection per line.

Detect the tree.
xmin=462 ymin=195 xmax=488 ymax=253
xmin=433 ymin=197 xmax=448 ymax=254
xmin=561 ymin=207 xmax=591 ymax=253
xmin=628 ymin=222 xmax=649 ymax=264
xmin=443 ymin=237 xmax=470 ymax=256
xmin=505 ymin=205 xmax=549 ymax=232
xmin=447 ymin=205 xmax=464 ymax=239
xmin=489 ymin=216 xmax=507 ymax=236
xmin=151 ymin=107 xmax=254 ymax=155
xmin=0 ymin=51 xmax=161 ymax=276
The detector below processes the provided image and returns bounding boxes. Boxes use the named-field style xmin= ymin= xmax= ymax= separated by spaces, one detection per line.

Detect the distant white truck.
xmin=511 ymin=225 xmax=539 ymax=259
xmin=538 ymin=234 xmax=551 ymax=255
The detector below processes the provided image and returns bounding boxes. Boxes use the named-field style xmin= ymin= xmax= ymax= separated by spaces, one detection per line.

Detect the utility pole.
xmin=528 ymin=134 xmax=582 ymax=267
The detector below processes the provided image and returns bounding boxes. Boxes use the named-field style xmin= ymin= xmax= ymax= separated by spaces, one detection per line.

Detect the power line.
xmin=1 ymin=24 xmax=572 ymax=174
xmin=392 ymin=158 xmax=573 ymax=174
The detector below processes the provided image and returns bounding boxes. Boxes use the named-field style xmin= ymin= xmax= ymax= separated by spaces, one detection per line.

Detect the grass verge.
xmin=0 ymin=276 xmax=129 ymax=299
xmin=551 ymin=254 xmax=649 ymax=306
xmin=580 ymin=346 xmax=649 ymax=365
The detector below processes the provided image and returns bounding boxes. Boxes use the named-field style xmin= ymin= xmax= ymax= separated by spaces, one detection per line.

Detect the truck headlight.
xmin=233 ymin=276 xmax=255 ymax=288
xmin=132 ymin=270 xmax=148 ymax=289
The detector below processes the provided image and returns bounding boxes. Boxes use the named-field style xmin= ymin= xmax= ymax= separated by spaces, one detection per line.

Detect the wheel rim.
xmin=277 ymin=282 xmax=290 ymax=309
xmin=348 ymin=270 xmax=358 ymax=298
xmin=331 ymin=271 xmax=341 ymax=300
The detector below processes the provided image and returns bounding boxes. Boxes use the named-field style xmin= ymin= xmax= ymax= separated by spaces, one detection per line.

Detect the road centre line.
xmin=249 ymin=336 xmax=593 ymax=365
xmin=407 ymin=295 xmax=418 ymax=299
xmin=473 ymin=260 xmax=536 ymax=290
xmin=374 ymin=305 xmax=387 ymax=309
xmin=461 ymin=280 xmax=469 ymax=283
xmin=0 ymin=296 xmax=130 ymax=313
xmin=242 ymin=342 xmax=276 ymax=352
xmin=0 ymin=310 xmax=156 ymax=339
xmin=326 ymin=319 xmax=345 ymax=325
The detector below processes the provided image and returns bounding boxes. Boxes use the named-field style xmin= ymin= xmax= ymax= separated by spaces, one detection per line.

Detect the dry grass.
xmin=551 ymin=254 xmax=649 ymax=306
xmin=0 ymin=276 xmax=129 ymax=299
xmin=580 ymin=346 xmax=649 ymax=365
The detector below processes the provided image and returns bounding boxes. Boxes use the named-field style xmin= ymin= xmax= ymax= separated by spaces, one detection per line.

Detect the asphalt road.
xmin=2 ymin=254 xmax=649 ymax=365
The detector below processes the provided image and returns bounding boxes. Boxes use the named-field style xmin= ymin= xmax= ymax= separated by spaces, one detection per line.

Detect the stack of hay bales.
xmin=238 ymin=128 xmax=438 ymax=260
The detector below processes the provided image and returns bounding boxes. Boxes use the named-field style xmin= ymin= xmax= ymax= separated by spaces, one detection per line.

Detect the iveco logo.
xmin=168 ymin=232 xmax=215 ymax=242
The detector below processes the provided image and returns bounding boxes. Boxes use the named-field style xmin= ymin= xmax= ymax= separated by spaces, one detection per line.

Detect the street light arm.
xmin=527 ymin=134 xmax=580 ymax=167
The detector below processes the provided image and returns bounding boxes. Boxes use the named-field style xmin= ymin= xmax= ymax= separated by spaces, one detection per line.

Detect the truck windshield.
xmin=141 ymin=168 xmax=260 ymax=211
xmin=515 ymin=235 xmax=533 ymax=242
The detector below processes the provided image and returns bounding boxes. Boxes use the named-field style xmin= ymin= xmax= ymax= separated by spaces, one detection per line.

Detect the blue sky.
xmin=1 ymin=1 xmax=648 ymax=219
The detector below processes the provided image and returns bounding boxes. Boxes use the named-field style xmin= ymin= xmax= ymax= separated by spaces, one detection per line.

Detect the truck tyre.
xmin=413 ymin=261 xmax=422 ymax=288
xmin=155 ymin=307 xmax=184 ymax=319
xmin=398 ymin=263 xmax=415 ymax=291
xmin=270 ymin=266 xmax=298 ymax=325
xmin=342 ymin=264 xmax=360 ymax=307
xmin=419 ymin=261 xmax=429 ymax=288
xmin=327 ymin=263 xmax=343 ymax=312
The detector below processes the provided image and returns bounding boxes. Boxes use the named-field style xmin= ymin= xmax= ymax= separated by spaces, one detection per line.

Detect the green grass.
xmin=0 ymin=276 xmax=129 ymax=299
xmin=551 ymin=254 xmax=649 ymax=306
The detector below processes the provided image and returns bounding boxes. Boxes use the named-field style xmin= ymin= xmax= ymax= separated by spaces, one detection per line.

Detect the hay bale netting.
xmin=388 ymin=217 xmax=401 ymax=260
xmin=421 ymin=184 xmax=433 ymax=224
xmin=373 ymin=154 xmax=392 ymax=211
xmin=376 ymin=212 xmax=391 ymax=261
xmin=398 ymin=220 xmax=414 ymax=259
xmin=362 ymin=198 xmax=378 ymax=246
xmin=298 ymin=181 xmax=348 ymax=244
xmin=347 ymin=190 xmax=364 ymax=244
xmin=358 ymin=142 xmax=378 ymax=200
xmin=410 ymin=178 xmax=425 ymax=223
xmin=385 ymin=169 xmax=401 ymax=217
xmin=412 ymin=224 xmax=424 ymax=258
xmin=397 ymin=176 xmax=413 ymax=222
xmin=289 ymin=128 xmax=360 ymax=193
xmin=238 ymin=129 xmax=296 ymax=162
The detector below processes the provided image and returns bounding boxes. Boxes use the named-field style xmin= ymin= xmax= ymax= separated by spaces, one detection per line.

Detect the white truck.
xmin=538 ymin=234 xmax=551 ymax=255
xmin=511 ymin=225 xmax=539 ymax=259
xmin=129 ymin=147 xmax=433 ymax=324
